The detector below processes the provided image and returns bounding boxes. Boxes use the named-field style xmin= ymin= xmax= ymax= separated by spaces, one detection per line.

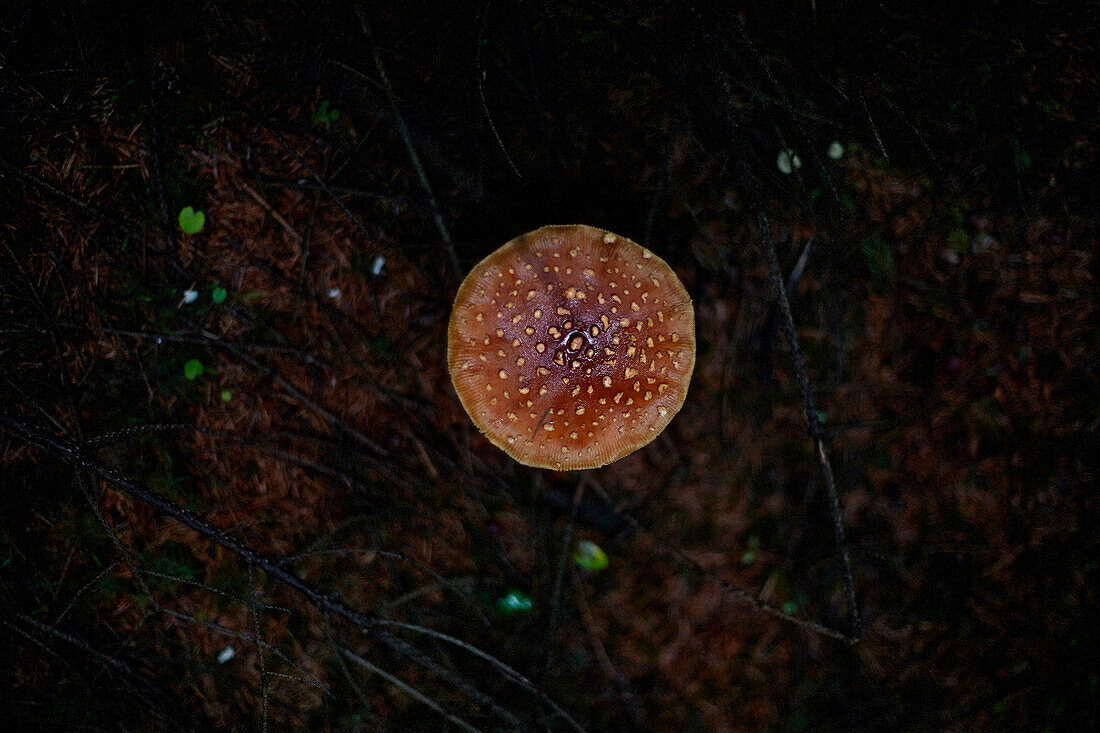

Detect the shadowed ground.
xmin=1 ymin=2 xmax=1096 ymax=730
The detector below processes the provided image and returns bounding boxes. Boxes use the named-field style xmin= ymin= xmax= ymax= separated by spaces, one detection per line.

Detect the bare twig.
xmin=750 ymin=201 xmax=862 ymax=643
xmin=54 ymin=561 xmax=121 ymax=625
xmin=477 ymin=0 xmax=523 ymax=179
xmin=2 ymin=239 xmax=159 ymax=614
xmin=354 ymin=3 xmax=460 ymax=276
xmin=338 ymin=645 xmax=483 ymax=733
xmin=730 ymin=17 xmax=842 ymax=204
xmin=248 ymin=564 xmax=271 ymax=733
xmin=375 ymin=618 xmax=586 ymax=732
xmin=0 ymin=155 xmax=135 ymax=234
xmin=0 ymin=413 xmax=554 ymax=729
xmin=240 ymin=182 xmax=303 ymax=243
xmin=583 ymin=477 xmax=853 ymax=642
xmin=708 ymin=37 xmax=862 ymax=641
xmin=860 ymin=91 xmax=889 ymax=164
xmin=145 ymin=70 xmax=182 ymax=272
xmin=159 ymin=608 xmax=328 ymax=693
xmin=321 ymin=614 xmax=375 ymax=716
xmin=548 ymin=479 xmax=585 ymax=648
xmin=179 ymin=319 xmax=388 ymax=457
xmin=280 ymin=548 xmax=490 ymax=627
xmin=11 ymin=613 xmax=192 ymax=731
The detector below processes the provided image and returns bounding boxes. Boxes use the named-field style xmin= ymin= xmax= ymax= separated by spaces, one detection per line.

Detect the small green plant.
xmin=312 ymin=100 xmax=340 ymax=127
xmin=183 ymin=359 xmax=204 ymax=380
xmin=861 ymin=236 xmax=896 ymax=282
xmin=178 ymin=206 xmax=205 ymax=234
xmin=219 ymin=389 xmax=232 ymax=402
xmin=495 ymin=590 xmax=533 ymax=615
xmin=212 ymin=286 xmax=228 ymax=304
xmin=572 ymin=540 xmax=609 ymax=571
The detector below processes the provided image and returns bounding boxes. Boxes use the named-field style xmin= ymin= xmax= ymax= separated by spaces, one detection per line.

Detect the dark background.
xmin=1 ymin=1 xmax=1097 ymax=730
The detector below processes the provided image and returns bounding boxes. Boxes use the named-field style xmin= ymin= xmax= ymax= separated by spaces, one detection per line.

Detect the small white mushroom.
xmin=777 ymin=149 xmax=801 ymax=174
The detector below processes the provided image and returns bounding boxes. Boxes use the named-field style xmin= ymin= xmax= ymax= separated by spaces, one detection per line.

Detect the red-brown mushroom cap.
xmin=448 ymin=225 xmax=695 ymax=470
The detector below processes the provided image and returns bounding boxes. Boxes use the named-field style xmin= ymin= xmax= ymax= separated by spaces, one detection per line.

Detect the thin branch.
xmin=0 ymin=155 xmax=135 ymax=234
xmin=54 ymin=561 xmax=121 ymax=625
xmin=240 ymin=182 xmax=303 ymax=243
xmin=730 ymin=17 xmax=841 ymax=204
xmin=322 ymin=613 xmax=375 ymax=717
xmin=710 ymin=40 xmax=862 ymax=641
xmin=248 ymin=564 xmax=271 ymax=733
xmin=572 ymin=573 xmax=643 ymax=724
xmin=375 ymin=618 xmax=586 ymax=732
xmin=548 ymin=480 xmax=585 ymax=657
xmin=85 ymin=423 xmax=360 ymax=490
xmin=583 ymin=477 xmax=853 ymax=642
xmin=246 ymin=112 xmax=374 ymax=241
xmin=0 ymin=413 xmax=546 ymax=729
xmin=279 ymin=547 xmax=491 ymax=627
xmin=750 ymin=200 xmax=862 ymax=643
xmin=354 ymin=3 xmax=460 ymax=276
xmin=159 ymin=608 xmax=328 ymax=694
xmin=338 ymin=645 xmax=483 ymax=733
xmin=179 ymin=319 xmax=388 ymax=457
xmin=860 ymin=91 xmax=889 ymax=164
xmin=145 ymin=73 xmax=181 ymax=271
xmin=11 ymin=613 xmax=192 ymax=731
xmin=477 ymin=0 xmax=523 ymax=179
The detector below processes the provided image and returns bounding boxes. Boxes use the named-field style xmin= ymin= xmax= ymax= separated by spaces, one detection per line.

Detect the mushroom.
xmin=448 ymin=224 xmax=695 ymax=470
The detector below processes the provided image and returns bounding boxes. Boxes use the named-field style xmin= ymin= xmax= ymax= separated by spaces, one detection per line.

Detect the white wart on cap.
xmin=448 ymin=225 xmax=695 ymax=470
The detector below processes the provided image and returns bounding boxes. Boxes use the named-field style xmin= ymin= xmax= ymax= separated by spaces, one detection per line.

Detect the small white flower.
xmin=371 ymin=255 xmax=385 ymax=276
xmin=327 ymin=287 xmax=341 ymax=298
xmin=828 ymin=141 xmax=845 ymax=160
xmin=217 ymin=646 xmax=235 ymax=664
xmin=777 ymin=149 xmax=801 ymax=174
xmin=182 ymin=289 xmax=199 ymax=304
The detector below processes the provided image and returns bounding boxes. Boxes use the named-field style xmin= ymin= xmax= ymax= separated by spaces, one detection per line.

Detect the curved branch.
xmin=0 ymin=412 xmax=559 ymax=729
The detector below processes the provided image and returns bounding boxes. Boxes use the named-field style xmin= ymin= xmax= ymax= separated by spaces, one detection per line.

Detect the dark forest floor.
xmin=1 ymin=2 xmax=1097 ymax=730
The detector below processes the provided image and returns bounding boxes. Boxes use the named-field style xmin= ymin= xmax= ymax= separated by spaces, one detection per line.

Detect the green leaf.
xmin=495 ymin=590 xmax=533 ymax=616
xmin=178 ymin=206 xmax=205 ymax=235
xmin=183 ymin=359 xmax=204 ymax=380
xmin=312 ymin=100 xmax=340 ymax=126
xmin=212 ymin=286 xmax=228 ymax=304
xmin=572 ymin=540 xmax=609 ymax=571
xmin=219 ymin=389 xmax=232 ymax=402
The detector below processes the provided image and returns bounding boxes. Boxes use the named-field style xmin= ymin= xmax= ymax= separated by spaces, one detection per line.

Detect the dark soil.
xmin=1 ymin=2 xmax=1097 ymax=730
